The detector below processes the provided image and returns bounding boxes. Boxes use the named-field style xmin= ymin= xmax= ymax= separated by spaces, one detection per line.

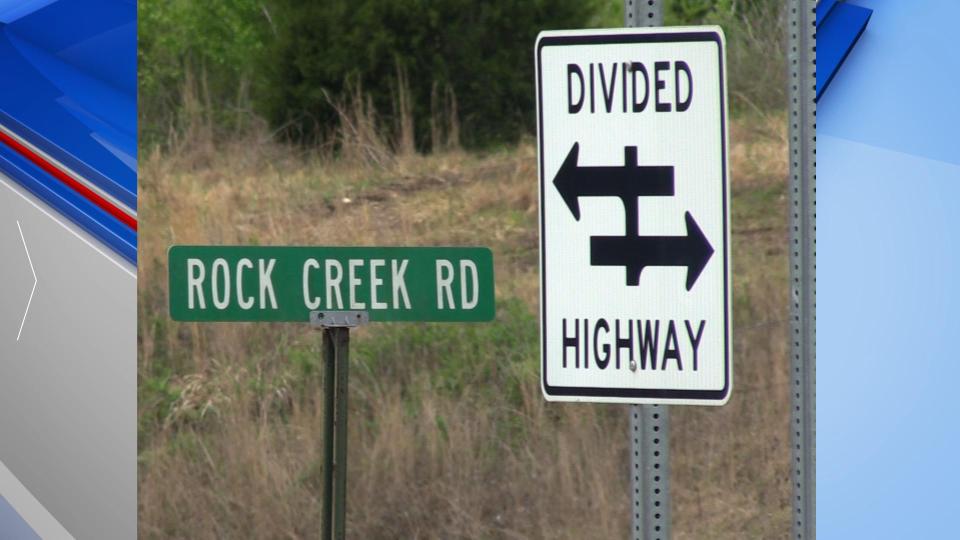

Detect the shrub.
xmin=257 ymin=0 xmax=599 ymax=149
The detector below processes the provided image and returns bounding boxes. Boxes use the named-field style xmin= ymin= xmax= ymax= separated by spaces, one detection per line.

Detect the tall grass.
xmin=584 ymin=0 xmax=787 ymax=113
xmin=138 ymin=107 xmax=791 ymax=537
xmin=720 ymin=1 xmax=787 ymax=112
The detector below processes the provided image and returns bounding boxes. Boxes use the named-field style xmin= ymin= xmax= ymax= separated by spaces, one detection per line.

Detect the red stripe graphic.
xmin=0 ymin=129 xmax=137 ymax=231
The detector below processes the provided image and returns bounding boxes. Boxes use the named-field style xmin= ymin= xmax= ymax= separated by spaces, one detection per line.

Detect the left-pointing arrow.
xmin=16 ymin=220 xmax=37 ymax=342
xmin=552 ymin=143 xmax=674 ymax=224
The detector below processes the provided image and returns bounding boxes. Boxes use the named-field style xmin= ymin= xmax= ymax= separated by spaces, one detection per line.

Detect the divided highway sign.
xmin=536 ymin=27 xmax=731 ymax=405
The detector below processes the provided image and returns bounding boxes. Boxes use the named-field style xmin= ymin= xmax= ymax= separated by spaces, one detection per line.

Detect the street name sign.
xmin=536 ymin=27 xmax=731 ymax=405
xmin=169 ymin=246 xmax=495 ymax=322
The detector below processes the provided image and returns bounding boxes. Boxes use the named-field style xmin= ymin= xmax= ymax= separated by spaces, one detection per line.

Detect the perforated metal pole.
xmin=625 ymin=3 xmax=670 ymax=540
xmin=630 ymin=405 xmax=671 ymax=540
xmin=626 ymin=0 xmax=663 ymax=26
xmin=788 ymin=2 xmax=816 ymax=539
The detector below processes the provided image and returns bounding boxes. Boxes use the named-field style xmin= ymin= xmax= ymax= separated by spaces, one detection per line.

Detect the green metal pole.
xmin=332 ymin=327 xmax=350 ymax=540
xmin=322 ymin=330 xmax=336 ymax=540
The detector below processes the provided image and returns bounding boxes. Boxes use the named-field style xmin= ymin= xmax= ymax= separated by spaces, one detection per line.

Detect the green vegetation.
xmin=139 ymin=0 xmax=783 ymax=148
xmin=259 ymin=0 xmax=596 ymax=149
xmin=138 ymin=0 xmax=266 ymax=142
xmin=354 ymin=298 xmax=539 ymax=402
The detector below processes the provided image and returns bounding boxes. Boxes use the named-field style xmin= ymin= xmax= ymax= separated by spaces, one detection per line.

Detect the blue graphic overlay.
xmin=819 ymin=0 xmax=960 ymax=537
xmin=0 ymin=0 xmax=136 ymax=263
xmin=819 ymin=0 xmax=960 ymax=165
xmin=816 ymin=0 xmax=872 ymax=100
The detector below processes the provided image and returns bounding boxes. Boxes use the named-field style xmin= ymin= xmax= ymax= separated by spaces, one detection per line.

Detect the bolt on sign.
xmin=536 ymin=27 xmax=732 ymax=405
xmin=168 ymin=246 xmax=495 ymax=322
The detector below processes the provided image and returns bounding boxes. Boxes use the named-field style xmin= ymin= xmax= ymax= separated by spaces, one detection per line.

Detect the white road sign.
xmin=536 ymin=27 xmax=731 ymax=405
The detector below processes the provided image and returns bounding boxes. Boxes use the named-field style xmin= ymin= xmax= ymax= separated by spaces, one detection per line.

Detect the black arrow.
xmin=590 ymin=211 xmax=714 ymax=290
xmin=553 ymin=142 xmax=673 ymax=235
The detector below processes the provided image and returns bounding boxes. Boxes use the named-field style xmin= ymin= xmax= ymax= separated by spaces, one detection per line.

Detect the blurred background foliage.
xmin=138 ymin=0 xmax=784 ymax=150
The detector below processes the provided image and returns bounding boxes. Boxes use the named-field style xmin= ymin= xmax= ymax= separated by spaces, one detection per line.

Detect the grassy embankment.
xmin=138 ymin=111 xmax=790 ymax=539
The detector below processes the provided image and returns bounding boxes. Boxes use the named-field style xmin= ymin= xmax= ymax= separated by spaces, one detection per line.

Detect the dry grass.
xmin=138 ymin=112 xmax=790 ymax=539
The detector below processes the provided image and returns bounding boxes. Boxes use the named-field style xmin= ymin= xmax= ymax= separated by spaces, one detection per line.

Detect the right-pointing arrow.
xmin=590 ymin=211 xmax=714 ymax=290
xmin=16 ymin=220 xmax=37 ymax=342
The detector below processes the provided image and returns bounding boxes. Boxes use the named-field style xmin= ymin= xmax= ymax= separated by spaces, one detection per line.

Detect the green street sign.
xmin=168 ymin=246 xmax=495 ymax=322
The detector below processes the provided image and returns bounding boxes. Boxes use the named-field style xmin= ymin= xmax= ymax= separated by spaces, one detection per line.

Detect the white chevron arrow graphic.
xmin=16 ymin=220 xmax=37 ymax=342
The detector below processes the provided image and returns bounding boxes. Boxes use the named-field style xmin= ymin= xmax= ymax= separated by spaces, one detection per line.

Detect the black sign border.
xmin=538 ymin=30 xmax=731 ymax=402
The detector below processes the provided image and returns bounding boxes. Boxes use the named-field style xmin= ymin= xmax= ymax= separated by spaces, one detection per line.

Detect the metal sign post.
xmin=626 ymin=3 xmax=668 ymax=540
xmin=312 ymin=311 xmax=369 ymax=540
xmin=630 ymin=405 xmax=670 ymax=540
xmin=626 ymin=0 xmax=662 ymax=26
xmin=788 ymin=1 xmax=816 ymax=538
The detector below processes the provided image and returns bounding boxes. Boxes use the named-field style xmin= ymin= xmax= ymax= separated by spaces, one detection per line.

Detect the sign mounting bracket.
xmin=310 ymin=310 xmax=370 ymax=328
